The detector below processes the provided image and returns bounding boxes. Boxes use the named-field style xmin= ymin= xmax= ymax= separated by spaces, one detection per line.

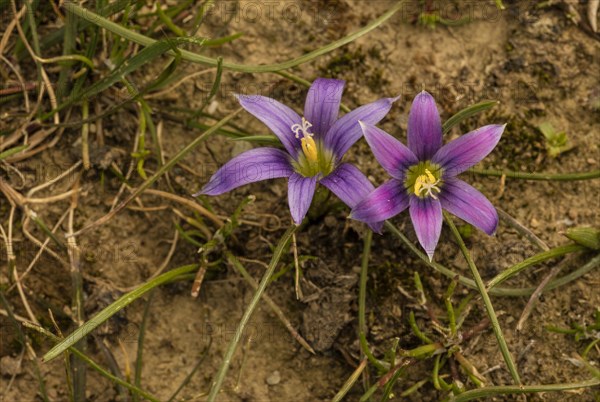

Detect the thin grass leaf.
xmin=0 ymin=291 xmax=50 ymax=402
xmin=64 ymin=1 xmax=405 ymax=73
xmin=443 ymin=212 xmax=521 ymax=385
xmin=470 ymin=168 xmax=600 ymax=181
xmin=43 ymin=264 xmax=198 ymax=362
xmin=442 ymin=100 xmax=499 ymax=134
xmin=56 ymin=7 xmax=79 ymax=101
xmin=27 ymin=322 xmax=160 ymax=402
xmin=385 ymin=222 xmax=600 ymax=297
xmin=204 ymin=32 xmax=244 ymax=47
xmin=132 ymin=292 xmax=154 ymax=402
xmin=144 ymin=51 xmax=182 ymax=92
xmin=331 ymin=360 xmax=367 ymax=402
xmin=43 ymin=36 xmax=206 ymax=119
xmin=0 ymin=145 xmax=29 ymax=161
xmin=450 ymin=379 xmax=600 ymax=402
xmin=37 ymin=0 xmax=132 ymax=53
xmin=564 ymin=227 xmax=600 ymax=250
xmin=206 ymin=226 xmax=298 ymax=402
xmin=231 ymin=135 xmax=281 ymax=146
xmin=486 ymin=243 xmax=585 ymax=290
xmin=190 ymin=56 xmax=223 ymax=120
xmin=156 ymin=2 xmax=185 ymax=36
xmin=166 ymin=339 xmax=212 ymax=402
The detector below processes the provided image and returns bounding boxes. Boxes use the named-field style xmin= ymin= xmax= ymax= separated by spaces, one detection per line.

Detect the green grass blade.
xmin=331 ymin=360 xmax=367 ymax=402
xmin=190 ymin=56 xmax=223 ymax=120
xmin=206 ymin=225 xmax=298 ymax=401
xmin=64 ymin=1 xmax=405 ymax=73
xmin=42 ymin=264 xmax=198 ymax=362
xmin=470 ymin=168 xmax=600 ymax=181
xmin=43 ymin=37 xmax=205 ymax=119
xmin=0 ymin=144 xmax=29 ymax=161
xmin=37 ymin=0 xmax=132 ymax=52
xmin=442 ymin=100 xmax=499 ymax=134
xmin=204 ymin=32 xmax=244 ymax=47
xmin=486 ymin=243 xmax=585 ymax=289
xmin=451 ymin=378 xmax=600 ymax=402
xmin=444 ymin=212 xmax=521 ymax=385
xmin=230 ymin=135 xmax=281 ymax=145
xmin=384 ymin=221 xmax=600 ymax=297
xmin=132 ymin=292 xmax=154 ymax=402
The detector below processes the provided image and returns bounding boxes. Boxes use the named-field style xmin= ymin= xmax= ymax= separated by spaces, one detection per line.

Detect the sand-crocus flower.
xmin=350 ymin=91 xmax=504 ymax=260
xmin=195 ymin=78 xmax=398 ymax=228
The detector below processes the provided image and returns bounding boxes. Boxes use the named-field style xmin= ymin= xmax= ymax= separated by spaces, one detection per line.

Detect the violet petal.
xmin=320 ymin=163 xmax=383 ymax=232
xmin=350 ymin=179 xmax=410 ymax=225
xmin=409 ymin=195 xmax=443 ymax=261
xmin=407 ymin=91 xmax=443 ymax=160
xmin=236 ymin=94 xmax=302 ymax=156
xmin=304 ymin=78 xmax=345 ymax=138
xmin=432 ymin=124 xmax=505 ymax=176
xmin=195 ymin=147 xmax=293 ymax=196
xmin=360 ymin=121 xmax=418 ymax=179
xmin=288 ymin=173 xmax=318 ymax=225
xmin=439 ymin=177 xmax=498 ymax=235
xmin=325 ymin=96 xmax=400 ymax=159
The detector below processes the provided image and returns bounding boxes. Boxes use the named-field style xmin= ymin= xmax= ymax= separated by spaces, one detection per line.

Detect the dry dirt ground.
xmin=1 ymin=0 xmax=599 ymax=401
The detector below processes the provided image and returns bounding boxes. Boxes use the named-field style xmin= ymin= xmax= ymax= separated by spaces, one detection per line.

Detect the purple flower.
xmin=350 ymin=91 xmax=504 ymax=260
xmin=194 ymin=78 xmax=399 ymax=229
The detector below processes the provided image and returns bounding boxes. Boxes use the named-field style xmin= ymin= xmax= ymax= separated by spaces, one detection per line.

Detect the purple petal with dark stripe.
xmin=236 ymin=94 xmax=302 ymax=156
xmin=407 ymin=91 xmax=443 ymax=160
xmin=324 ymin=96 xmax=400 ymax=159
xmin=320 ymin=163 xmax=383 ymax=232
xmin=304 ymin=78 xmax=345 ymax=138
xmin=439 ymin=178 xmax=498 ymax=235
xmin=360 ymin=121 xmax=418 ymax=179
xmin=288 ymin=173 xmax=318 ymax=225
xmin=350 ymin=179 xmax=410 ymax=225
xmin=195 ymin=148 xmax=293 ymax=196
xmin=409 ymin=196 xmax=442 ymax=261
xmin=432 ymin=124 xmax=505 ymax=176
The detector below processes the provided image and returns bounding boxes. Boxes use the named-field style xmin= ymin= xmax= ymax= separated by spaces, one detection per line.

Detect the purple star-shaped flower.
xmin=350 ymin=91 xmax=504 ymax=260
xmin=195 ymin=78 xmax=399 ymax=229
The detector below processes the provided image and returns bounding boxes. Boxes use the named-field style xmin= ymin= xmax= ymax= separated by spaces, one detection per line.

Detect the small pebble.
xmin=0 ymin=355 xmax=22 ymax=377
xmin=530 ymin=218 xmax=539 ymax=228
xmin=266 ymin=370 xmax=281 ymax=385
xmin=324 ymin=215 xmax=337 ymax=228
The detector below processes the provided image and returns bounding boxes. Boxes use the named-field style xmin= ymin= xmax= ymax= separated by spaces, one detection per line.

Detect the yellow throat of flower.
xmin=292 ymin=117 xmax=318 ymax=163
xmin=414 ymin=169 xmax=441 ymax=199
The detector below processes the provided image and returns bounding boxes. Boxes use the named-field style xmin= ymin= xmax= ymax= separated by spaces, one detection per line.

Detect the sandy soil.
xmin=1 ymin=0 xmax=599 ymax=401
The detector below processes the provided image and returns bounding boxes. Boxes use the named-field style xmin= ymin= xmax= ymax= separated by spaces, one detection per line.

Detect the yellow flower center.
xmin=414 ymin=169 xmax=441 ymax=199
xmin=292 ymin=117 xmax=318 ymax=163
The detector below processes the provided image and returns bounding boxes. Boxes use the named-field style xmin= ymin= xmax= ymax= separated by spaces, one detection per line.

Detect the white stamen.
xmin=291 ymin=117 xmax=313 ymax=139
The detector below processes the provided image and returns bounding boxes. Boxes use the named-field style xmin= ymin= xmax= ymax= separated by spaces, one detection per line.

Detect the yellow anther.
xmin=292 ymin=117 xmax=319 ymax=163
xmin=413 ymin=169 xmax=441 ymax=199
xmin=301 ymin=135 xmax=318 ymax=162
xmin=414 ymin=175 xmax=426 ymax=196
xmin=425 ymin=169 xmax=436 ymax=183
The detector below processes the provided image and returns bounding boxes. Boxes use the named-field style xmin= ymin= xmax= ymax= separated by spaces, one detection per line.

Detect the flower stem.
xmin=358 ymin=231 xmax=372 ymax=337
xmin=443 ymin=212 xmax=521 ymax=385
xmin=206 ymin=225 xmax=298 ymax=402
xmin=469 ymin=168 xmax=600 ymax=181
